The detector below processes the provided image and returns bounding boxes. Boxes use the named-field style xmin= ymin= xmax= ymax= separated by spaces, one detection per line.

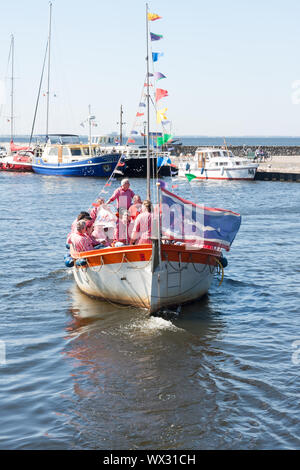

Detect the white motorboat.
xmin=178 ymin=147 xmax=258 ymax=180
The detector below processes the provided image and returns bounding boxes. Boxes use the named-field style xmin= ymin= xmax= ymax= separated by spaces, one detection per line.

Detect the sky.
xmin=1 ymin=0 xmax=300 ymax=137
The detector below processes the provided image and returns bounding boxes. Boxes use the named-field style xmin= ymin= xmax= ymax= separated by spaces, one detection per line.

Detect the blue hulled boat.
xmin=32 ymin=134 xmax=120 ymax=177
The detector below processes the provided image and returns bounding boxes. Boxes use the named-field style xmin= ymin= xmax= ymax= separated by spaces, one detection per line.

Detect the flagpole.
xmin=146 ymin=3 xmax=151 ymax=201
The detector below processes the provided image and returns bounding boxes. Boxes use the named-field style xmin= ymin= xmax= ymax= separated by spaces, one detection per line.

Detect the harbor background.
xmin=3 ymin=135 xmax=300 ymax=148
xmin=0 ymin=172 xmax=299 ymax=449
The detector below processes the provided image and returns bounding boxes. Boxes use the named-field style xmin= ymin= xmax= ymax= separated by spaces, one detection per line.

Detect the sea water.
xmin=0 ymin=172 xmax=299 ymax=449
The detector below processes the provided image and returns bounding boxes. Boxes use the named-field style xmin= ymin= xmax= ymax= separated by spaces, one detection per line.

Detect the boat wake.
xmin=15 ymin=268 xmax=71 ymax=288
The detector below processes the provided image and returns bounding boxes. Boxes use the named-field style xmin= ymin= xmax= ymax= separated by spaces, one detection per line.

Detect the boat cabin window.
xmin=70 ymin=148 xmax=82 ymax=156
xmin=82 ymin=147 xmax=94 ymax=156
xmin=211 ymin=151 xmax=221 ymax=157
xmin=49 ymin=147 xmax=58 ymax=156
xmin=62 ymin=146 xmax=69 ymax=156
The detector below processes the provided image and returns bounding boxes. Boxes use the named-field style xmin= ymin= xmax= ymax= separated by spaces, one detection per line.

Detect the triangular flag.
xmin=185 ymin=173 xmax=197 ymax=182
xmin=128 ymin=138 xmax=135 ymax=143
xmin=148 ymin=12 xmax=162 ymax=21
xmin=139 ymin=102 xmax=146 ymax=107
xmin=153 ymin=72 xmax=166 ymax=80
xmin=150 ymin=32 xmax=163 ymax=41
xmin=155 ymin=88 xmax=168 ymax=102
xmin=157 ymin=108 xmax=168 ymax=123
xmin=152 ymin=52 xmax=164 ymax=62
xmin=136 ymin=112 xmax=144 ymax=117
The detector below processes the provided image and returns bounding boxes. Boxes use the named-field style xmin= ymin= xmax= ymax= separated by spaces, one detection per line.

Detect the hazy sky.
xmin=1 ymin=0 xmax=300 ymax=137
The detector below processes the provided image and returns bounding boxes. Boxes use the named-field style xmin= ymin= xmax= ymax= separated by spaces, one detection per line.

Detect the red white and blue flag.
xmin=160 ymin=187 xmax=241 ymax=251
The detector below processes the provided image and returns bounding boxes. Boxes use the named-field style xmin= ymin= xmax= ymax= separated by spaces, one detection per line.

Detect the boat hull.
xmin=32 ymin=154 xmax=119 ymax=176
xmin=179 ymin=166 xmax=258 ymax=180
xmin=71 ymin=244 xmax=218 ymax=313
xmin=122 ymin=157 xmax=178 ymax=178
xmin=0 ymin=162 xmax=32 ymax=172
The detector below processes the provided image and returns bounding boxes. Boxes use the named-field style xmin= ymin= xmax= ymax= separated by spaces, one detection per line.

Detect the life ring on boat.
xmin=103 ymin=164 xmax=111 ymax=173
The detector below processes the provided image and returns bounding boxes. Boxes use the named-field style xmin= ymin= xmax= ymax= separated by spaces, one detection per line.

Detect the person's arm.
xmin=106 ymin=188 xmax=119 ymax=205
xmin=130 ymin=215 xmax=141 ymax=244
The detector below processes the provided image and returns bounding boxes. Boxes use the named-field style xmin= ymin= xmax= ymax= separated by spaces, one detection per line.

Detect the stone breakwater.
xmin=173 ymin=145 xmax=300 ymax=157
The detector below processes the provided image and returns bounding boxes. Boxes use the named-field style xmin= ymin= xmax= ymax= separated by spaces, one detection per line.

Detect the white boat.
xmin=68 ymin=6 xmax=241 ymax=314
xmin=178 ymin=147 xmax=258 ymax=180
xmin=71 ymin=243 xmax=219 ymax=313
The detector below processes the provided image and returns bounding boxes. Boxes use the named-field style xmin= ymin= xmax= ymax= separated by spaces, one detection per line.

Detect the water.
xmin=0 ymin=172 xmax=299 ymax=450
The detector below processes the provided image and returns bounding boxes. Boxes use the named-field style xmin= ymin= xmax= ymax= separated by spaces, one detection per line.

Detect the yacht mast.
xmin=146 ymin=3 xmax=151 ymax=200
xmin=10 ymin=34 xmax=14 ymax=143
xmin=46 ymin=1 xmax=52 ymax=140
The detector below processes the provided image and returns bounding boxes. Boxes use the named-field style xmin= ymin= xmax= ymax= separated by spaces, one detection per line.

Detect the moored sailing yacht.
xmin=31 ymin=4 xmax=118 ymax=177
xmin=0 ymin=35 xmax=33 ymax=173
xmin=68 ymin=6 xmax=241 ymax=313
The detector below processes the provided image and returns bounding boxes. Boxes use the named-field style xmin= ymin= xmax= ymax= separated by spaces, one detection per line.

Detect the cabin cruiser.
xmin=32 ymin=134 xmax=119 ymax=177
xmin=178 ymin=147 xmax=258 ymax=180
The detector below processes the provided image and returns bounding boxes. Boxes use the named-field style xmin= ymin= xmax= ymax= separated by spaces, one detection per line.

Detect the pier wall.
xmin=174 ymin=145 xmax=300 ymax=157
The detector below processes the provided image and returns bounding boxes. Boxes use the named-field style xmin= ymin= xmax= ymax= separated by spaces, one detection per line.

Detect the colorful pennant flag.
xmin=152 ymin=52 xmax=164 ymax=62
xmin=136 ymin=112 xmax=144 ymax=117
xmin=128 ymin=138 xmax=135 ymax=143
xmin=139 ymin=102 xmax=146 ymax=107
xmin=154 ymin=72 xmax=166 ymax=80
xmin=150 ymin=32 xmax=163 ymax=41
xmin=185 ymin=173 xmax=197 ymax=182
xmin=148 ymin=12 xmax=162 ymax=21
xmin=157 ymin=108 xmax=168 ymax=123
xmin=131 ymin=131 xmax=138 ymax=134
xmin=157 ymin=134 xmax=173 ymax=146
xmin=155 ymin=88 xmax=168 ymax=102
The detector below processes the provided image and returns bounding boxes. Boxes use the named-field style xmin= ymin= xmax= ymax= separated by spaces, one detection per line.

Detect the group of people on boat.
xmin=67 ymin=178 xmax=153 ymax=252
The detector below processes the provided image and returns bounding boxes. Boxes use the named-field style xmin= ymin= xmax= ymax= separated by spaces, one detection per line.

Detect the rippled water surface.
xmin=0 ymin=172 xmax=299 ymax=450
